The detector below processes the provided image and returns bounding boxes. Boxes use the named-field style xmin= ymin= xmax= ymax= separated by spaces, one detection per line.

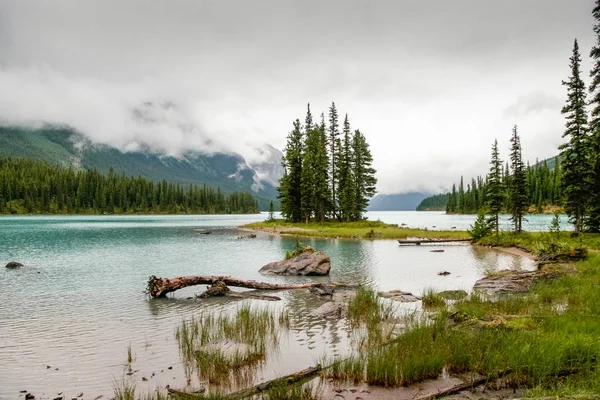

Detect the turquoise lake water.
xmin=0 ymin=212 xmax=548 ymax=399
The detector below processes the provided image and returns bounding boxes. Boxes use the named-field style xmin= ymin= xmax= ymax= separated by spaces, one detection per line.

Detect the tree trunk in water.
xmin=196 ymin=281 xmax=282 ymax=301
xmin=147 ymin=275 xmax=318 ymax=298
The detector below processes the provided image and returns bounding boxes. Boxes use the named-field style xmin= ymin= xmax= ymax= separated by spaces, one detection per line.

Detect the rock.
xmin=142 ymin=377 xmax=148 ymax=381
xmin=310 ymin=302 xmax=344 ymax=318
xmin=259 ymin=251 xmax=331 ymax=276
xmin=77 ymin=393 xmax=83 ymax=398
xmin=438 ymin=271 xmax=451 ymax=276
xmin=430 ymin=249 xmax=445 ymax=253
xmin=25 ymin=393 xmax=34 ymax=400
xmin=6 ymin=261 xmax=24 ymax=269
xmin=248 ymin=234 xmax=257 ymax=238
xmin=309 ymin=283 xmax=335 ymax=296
xmin=438 ymin=290 xmax=468 ymax=300
xmin=473 ymin=268 xmax=565 ymax=296
xmin=378 ymin=290 xmax=421 ymax=302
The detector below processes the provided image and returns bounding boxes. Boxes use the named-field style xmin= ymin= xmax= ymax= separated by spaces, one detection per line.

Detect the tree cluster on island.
xmin=0 ymin=157 xmax=260 ymax=214
xmin=277 ymin=102 xmax=377 ymax=223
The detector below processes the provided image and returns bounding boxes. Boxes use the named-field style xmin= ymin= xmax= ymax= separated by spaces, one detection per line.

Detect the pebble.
xmin=25 ymin=394 xmax=35 ymax=400
xmin=77 ymin=393 xmax=83 ymax=397
xmin=168 ymin=366 xmax=173 ymax=370
xmin=20 ymin=390 xmax=27 ymax=393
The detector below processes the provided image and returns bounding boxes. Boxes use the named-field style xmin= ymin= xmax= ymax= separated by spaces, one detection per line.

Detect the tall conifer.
xmin=508 ymin=125 xmax=528 ymax=233
xmin=351 ymin=130 xmax=377 ymax=219
xmin=487 ymin=139 xmax=504 ymax=236
xmin=328 ymin=102 xmax=340 ymax=218
xmin=278 ymin=119 xmax=304 ymax=222
xmin=560 ymin=39 xmax=591 ymax=233
xmin=338 ymin=114 xmax=356 ymax=221
xmin=588 ymin=2 xmax=600 ymax=232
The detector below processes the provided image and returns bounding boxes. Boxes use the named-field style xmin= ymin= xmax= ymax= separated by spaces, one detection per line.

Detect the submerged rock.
xmin=5 ymin=261 xmax=24 ymax=269
xmin=310 ymin=283 xmax=335 ymax=296
xmin=310 ymin=302 xmax=344 ymax=318
xmin=259 ymin=251 xmax=331 ymax=276
xmin=438 ymin=290 xmax=468 ymax=300
xmin=379 ymin=290 xmax=421 ymax=302
xmin=438 ymin=271 xmax=451 ymax=276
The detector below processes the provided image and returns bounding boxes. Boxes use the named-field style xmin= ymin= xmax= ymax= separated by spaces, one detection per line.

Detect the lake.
xmin=0 ymin=212 xmax=543 ymax=399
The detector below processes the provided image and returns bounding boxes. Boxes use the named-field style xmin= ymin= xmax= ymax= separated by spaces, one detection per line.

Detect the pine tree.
xmin=487 ymin=139 xmax=504 ymax=236
xmin=268 ymin=200 xmax=275 ymax=221
xmin=328 ymin=102 xmax=340 ymax=218
xmin=278 ymin=119 xmax=304 ymax=222
xmin=300 ymin=104 xmax=316 ymax=223
xmin=508 ymin=125 xmax=528 ymax=233
xmin=314 ymin=114 xmax=331 ymax=222
xmin=588 ymin=2 xmax=600 ymax=232
xmin=338 ymin=114 xmax=356 ymax=221
xmin=351 ymin=129 xmax=377 ymax=219
xmin=560 ymin=39 xmax=591 ymax=233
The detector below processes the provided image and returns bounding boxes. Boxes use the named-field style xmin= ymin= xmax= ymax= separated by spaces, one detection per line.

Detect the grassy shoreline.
xmin=240 ymin=219 xmax=469 ymax=240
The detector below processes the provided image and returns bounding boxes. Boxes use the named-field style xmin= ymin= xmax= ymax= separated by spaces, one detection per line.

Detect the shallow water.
xmin=0 ymin=212 xmax=536 ymax=399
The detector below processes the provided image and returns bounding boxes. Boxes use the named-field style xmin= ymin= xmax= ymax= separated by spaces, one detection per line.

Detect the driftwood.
xmin=147 ymin=275 xmax=323 ymax=298
xmin=227 ymin=365 xmax=321 ymax=399
xmin=196 ymin=281 xmax=281 ymax=301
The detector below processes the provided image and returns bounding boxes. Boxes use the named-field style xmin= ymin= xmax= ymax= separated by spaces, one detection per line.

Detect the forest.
xmin=0 ymin=157 xmax=259 ymax=214
xmin=278 ymin=102 xmax=377 ymax=223
xmin=418 ymin=156 xmax=562 ymax=214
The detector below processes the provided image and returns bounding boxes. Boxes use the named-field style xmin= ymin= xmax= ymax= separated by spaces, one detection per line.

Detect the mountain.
xmin=0 ymin=125 xmax=282 ymax=210
xmin=367 ymin=192 xmax=431 ymax=211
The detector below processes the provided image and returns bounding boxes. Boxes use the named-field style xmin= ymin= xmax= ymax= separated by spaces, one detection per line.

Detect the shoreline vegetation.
xmin=0 ymin=157 xmax=261 ymax=215
xmin=241 ymin=220 xmax=470 ymax=240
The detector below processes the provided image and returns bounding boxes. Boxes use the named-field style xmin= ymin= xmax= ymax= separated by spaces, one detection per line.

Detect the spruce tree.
xmin=508 ymin=125 xmax=528 ymax=233
xmin=278 ymin=119 xmax=304 ymax=222
xmin=486 ymin=139 xmax=504 ymax=236
xmin=328 ymin=102 xmax=340 ymax=218
xmin=338 ymin=114 xmax=356 ymax=221
xmin=268 ymin=200 xmax=275 ymax=221
xmin=300 ymin=104 xmax=316 ymax=223
xmin=351 ymin=129 xmax=377 ymax=219
xmin=314 ymin=114 xmax=331 ymax=222
xmin=560 ymin=39 xmax=591 ymax=233
xmin=588 ymin=2 xmax=600 ymax=232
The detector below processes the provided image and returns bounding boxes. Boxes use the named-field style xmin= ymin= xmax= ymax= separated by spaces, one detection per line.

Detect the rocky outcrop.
xmin=5 ymin=261 xmax=24 ymax=269
xmin=473 ymin=267 xmax=566 ymax=296
xmin=259 ymin=251 xmax=331 ymax=276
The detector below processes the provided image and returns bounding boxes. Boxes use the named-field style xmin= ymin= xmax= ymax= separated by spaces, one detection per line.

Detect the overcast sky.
xmin=0 ymin=0 xmax=596 ymax=194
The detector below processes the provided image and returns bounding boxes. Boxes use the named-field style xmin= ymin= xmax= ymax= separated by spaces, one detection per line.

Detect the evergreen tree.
xmin=300 ymin=104 xmax=316 ymax=223
xmin=508 ymin=125 xmax=528 ymax=233
xmin=278 ymin=119 xmax=304 ymax=222
xmin=560 ymin=39 xmax=591 ymax=233
xmin=314 ymin=114 xmax=331 ymax=222
xmin=351 ymin=129 xmax=377 ymax=219
xmin=268 ymin=200 xmax=275 ymax=221
xmin=338 ymin=114 xmax=356 ymax=221
xmin=588 ymin=2 xmax=600 ymax=232
xmin=486 ymin=139 xmax=504 ymax=236
xmin=328 ymin=102 xmax=340 ymax=218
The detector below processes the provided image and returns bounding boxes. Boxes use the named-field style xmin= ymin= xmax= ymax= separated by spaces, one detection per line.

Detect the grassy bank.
xmin=324 ymin=254 xmax=600 ymax=397
xmin=477 ymin=231 xmax=600 ymax=254
xmin=241 ymin=219 xmax=469 ymax=240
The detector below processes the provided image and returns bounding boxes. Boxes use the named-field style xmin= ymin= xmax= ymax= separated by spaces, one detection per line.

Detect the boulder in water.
xmin=259 ymin=251 xmax=331 ymax=276
xmin=5 ymin=261 xmax=24 ymax=269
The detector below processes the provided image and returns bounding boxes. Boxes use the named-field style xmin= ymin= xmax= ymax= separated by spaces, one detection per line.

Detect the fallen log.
xmin=196 ymin=281 xmax=281 ymax=301
xmin=147 ymin=275 xmax=318 ymax=298
xmin=227 ymin=365 xmax=321 ymax=399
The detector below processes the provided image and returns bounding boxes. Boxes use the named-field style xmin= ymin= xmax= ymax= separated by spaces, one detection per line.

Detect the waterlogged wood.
xmin=227 ymin=365 xmax=321 ymax=399
xmin=147 ymin=275 xmax=317 ymax=298
xmin=398 ymin=238 xmax=472 ymax=245
xmin=196 ymin=281 xmax=281 ymax=301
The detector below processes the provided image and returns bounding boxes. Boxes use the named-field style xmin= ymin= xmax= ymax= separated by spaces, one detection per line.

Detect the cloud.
xmin=0 ymin=0 xmax=596 ymax=193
